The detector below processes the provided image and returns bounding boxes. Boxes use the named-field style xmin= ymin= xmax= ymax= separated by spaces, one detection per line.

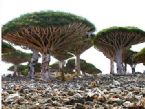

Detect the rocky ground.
xmin=1 ymin=74 xmax=145 ymax=109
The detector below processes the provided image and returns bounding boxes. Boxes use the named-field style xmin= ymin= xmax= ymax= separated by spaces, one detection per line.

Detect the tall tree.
xmin=94 ymin=27 xmax=145 ymax=74
xmin=2 ymin=11 xmax=95 ymax=80
xmin=2 ymin=50 xmax=32 ymax=76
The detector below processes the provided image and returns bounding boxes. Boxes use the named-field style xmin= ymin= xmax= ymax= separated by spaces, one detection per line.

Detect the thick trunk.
xmin=28 ymin=49 xmax=39 ymax=79
xmin=41 ymin=53 xmax=51 ymax=81
xmin=59 ymin=60 xmax=65 ymax=81
xmin=13 ymin=65 xmax=18 ymax=77
xmin=75 ymin=54 xmax=81 ymax=75
xmin=131 ymin=64 xmax=136 ymax=74
xmin=110 ymin=58 xmax=114 ymax=74
xmin=115 ymin=49 xmax=124 ymax=74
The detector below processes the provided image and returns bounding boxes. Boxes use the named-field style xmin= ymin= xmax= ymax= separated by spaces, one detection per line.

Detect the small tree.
xmin=123 ymin=49 xmax=137 ymax=73
xmin=52 ymin=51 xmax=73 ymax=80
xmin=2 ymin=50 xmax=32 ymax=76
xmin=8 ymin=65 xmax=29 ymax=76
xmin=66 ymin=59 xmax=101 ymax=75
xmin=68 ymin=38 xmax=92 ymax=75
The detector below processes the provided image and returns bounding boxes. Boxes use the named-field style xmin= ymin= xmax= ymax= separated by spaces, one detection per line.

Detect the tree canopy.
xmin=2 ymin=41 xmax=15 ymax=54
xmin=2 ymin=11 xmax=95 ymax=54
xmin=66 ymin=59 xmax=102 ymax=74
xmin=94 ymin=27 xmax=145 ymax=49
xmin=134 ymin=48 xmax=145 ymax=65
xmin=123 ymin=49 xmax=137 ymax=65
xmin=2 ymin=50 xmax=32 ymax=65
xmin=52 ymin=51 xmax=73 ymax=61
xmin=2 ymin=11 xmax=95 ymax=35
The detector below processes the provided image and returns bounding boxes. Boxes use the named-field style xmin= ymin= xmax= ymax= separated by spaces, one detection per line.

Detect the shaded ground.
xmin=2 ymin=74 xmax=145 ymax=109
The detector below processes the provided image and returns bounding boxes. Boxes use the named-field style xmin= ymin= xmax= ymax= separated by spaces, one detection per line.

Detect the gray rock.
xmin=74 ymin=103 xmax=85 ymax=109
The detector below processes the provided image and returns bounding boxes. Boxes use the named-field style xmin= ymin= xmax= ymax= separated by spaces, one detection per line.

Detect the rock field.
xmin=2 ymin=74 xmax=145 ymax=109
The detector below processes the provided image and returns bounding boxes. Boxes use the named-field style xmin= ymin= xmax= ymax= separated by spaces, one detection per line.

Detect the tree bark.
xmin=110 ymin=58 xmax=114 ymax=74
xmin=115 ymin=49 xmax=124 ymax=74
xmin=75 ymin=54 xmax=81 ymax=75
xmin=131 ymin=64 xmax=136 ymax=74
xmin=124 ymin=63 xmax=127 ymax=72
xmin=59 ymin=60 xmax=65 ymax=81
xmin=28 ymin=49 xmax=39 ymax=79
xmin=41 ymin=53 xmax=51 ymax=81
xmin=13 ymin=64 xmax=18 ymax=77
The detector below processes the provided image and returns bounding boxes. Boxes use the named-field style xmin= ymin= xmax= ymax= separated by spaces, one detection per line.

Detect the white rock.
xmin=113 ymin=80 xmax=120 ymax=86
xmin=135 ymin=95 xmax=143 ymax=100
xmin=87 ymin=91 xmax=95 ymax=97
xmin=35 ymin=103 xmax=40 ymax=105
xmin=110 ymin=88 xmax=121 ymax=94
xmin=5 ymin=91 xmax=21 ymax=102
xmin=73 ymin=93 xmax=83 ymax=98
xmin=109 ymin=97 xmax=121 ymax=102
xmin=123 ymin=101 xmax=134 ymax=107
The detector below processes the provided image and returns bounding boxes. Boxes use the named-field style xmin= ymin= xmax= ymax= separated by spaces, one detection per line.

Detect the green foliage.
xmin=2 ymin=41 xmax=15 ymax=53
xmin=81 ymin=62 xmax=102 ymax=74
xmin=4 ymin=50 xmax=32 ymax=58
xmin=50 ymin=62 xmax=59 ymax=70
xmin=66 ymin=59 xmax=102 ymax=74
xmin=8 ymin=65 xmax=29 ymax=76
xmin=66 ymin=58 xmax=76 ymax=70
xmin=134 ymin=47 xmax=145 ymax=64
xmin=96 ymin=26 xmax=145 ymax=39
xmin=2 ymin=11 xmax=95 ymax=35
xmin=124 ymin=49 xmax=137 ymax=65
xmin=2 ymin=50 xmax=32 ymax=64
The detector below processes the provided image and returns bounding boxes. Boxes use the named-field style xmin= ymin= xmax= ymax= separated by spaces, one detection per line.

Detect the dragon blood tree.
xmin=94 ymin=27 xmax=145 ymax=74
xmin=134 ymin=47 xmax=145 ymax=65
xmin=2 ymin=41 xmax=40 ymax=79
xmin=68 ymin=38 xmax=92 ymax=75
xmin=2 ymin=50 xmax=32 ymax=76
xmin=123 ymin=49 xmax=137 ymax=73
xmin=52 ymin=51 xmax=73 ymax=81
xmin=2 ymin=11 xmax=95 ymax=80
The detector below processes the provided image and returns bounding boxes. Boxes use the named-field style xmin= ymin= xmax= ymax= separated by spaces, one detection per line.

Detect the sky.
xmin=0 ymin=0 xmax=145 ymax=75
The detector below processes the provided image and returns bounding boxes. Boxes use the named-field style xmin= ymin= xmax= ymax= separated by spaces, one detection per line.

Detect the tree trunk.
xmin=75 ymin=54 xmax=81 ymax=75
xmin=131 ymin=64 xmax=136 ymax=74
xmin=124 ymin=63 xmax=127 ymax=72
xmin=41 ymin=53 xmax=51 ymax=81
xmin=28 ymin=49 xmax=39 ymax=79
xmin=59 ymin=60 xmax=65 ymax=81
xmin=13 ymin=65 xmax=18 ymax=77
xmin=115 ymin=49 xmax=124 ymax=74
xmin=110 ymin=58 xmax=114 ymax=74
